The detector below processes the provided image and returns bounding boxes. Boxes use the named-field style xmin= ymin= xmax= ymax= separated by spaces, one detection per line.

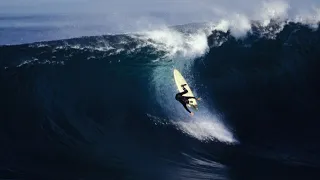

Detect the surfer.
xmin=175 ymin=84 xmax=201 ymax=116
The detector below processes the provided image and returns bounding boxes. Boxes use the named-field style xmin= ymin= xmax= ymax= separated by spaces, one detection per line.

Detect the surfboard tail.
xmin=189 ymin=104 xmax=198 ymax=111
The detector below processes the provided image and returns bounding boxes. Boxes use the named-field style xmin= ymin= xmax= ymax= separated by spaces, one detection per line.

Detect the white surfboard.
xmin=173 ymin=68 xmax=198 ymax=110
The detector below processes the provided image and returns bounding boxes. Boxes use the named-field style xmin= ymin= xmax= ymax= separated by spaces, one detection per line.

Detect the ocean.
xmin=1 ymin=9 xmax=320 ymax=180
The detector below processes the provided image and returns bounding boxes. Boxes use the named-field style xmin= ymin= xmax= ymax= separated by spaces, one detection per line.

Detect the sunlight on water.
xmin=173 ymin=111 xmax=237 ymax=143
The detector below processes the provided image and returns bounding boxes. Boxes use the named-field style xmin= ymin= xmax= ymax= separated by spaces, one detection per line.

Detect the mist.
xmin=1 ymin=0 xmax=320 ymax=44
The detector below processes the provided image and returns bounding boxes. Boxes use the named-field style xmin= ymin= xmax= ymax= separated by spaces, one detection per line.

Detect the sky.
xmin=1 ymin=0 xmax=320 ymax=44
xmin=1 ymin=0 xmax=320 ymax=26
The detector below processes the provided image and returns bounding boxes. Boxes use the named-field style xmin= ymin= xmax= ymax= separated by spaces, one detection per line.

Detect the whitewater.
xmin=1 ymin=0 xmax=320 ymax=180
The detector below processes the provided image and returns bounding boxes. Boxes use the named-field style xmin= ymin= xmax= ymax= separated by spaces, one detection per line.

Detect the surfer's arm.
xmin=180 ymin=89 xmax=188 ymax=95
xmin=177 ymin=89 xmax=188 ymax=96
xmin=185 ymin=96 xmax=196 ymax=99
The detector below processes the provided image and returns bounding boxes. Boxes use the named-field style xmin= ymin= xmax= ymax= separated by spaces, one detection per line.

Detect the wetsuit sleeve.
xmin=185 ymin=96 xmax=196 ymax=99
xmin=179 ymin=89 xmax=188 ymax=95
xmin=183 ymin=103 xmax=191 ymax=113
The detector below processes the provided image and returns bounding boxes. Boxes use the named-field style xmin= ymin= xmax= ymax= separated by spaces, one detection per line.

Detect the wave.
xmin=1 ymin=17 xmax=320 ymax=179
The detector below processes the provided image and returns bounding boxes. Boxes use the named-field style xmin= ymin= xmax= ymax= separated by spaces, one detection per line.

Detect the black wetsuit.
xmin=175 ymin=86 xmax=197 ymax=113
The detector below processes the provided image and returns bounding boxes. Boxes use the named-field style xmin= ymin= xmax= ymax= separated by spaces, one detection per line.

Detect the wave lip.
xmin=205 ymin=0 xmax=320 ymax=40
xmin=132 ymin=26 xmax=210 ymax=59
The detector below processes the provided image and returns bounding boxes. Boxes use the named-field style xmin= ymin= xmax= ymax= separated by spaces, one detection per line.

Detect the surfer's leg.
xmin=182 ymin=103 xmax=191 ymax=113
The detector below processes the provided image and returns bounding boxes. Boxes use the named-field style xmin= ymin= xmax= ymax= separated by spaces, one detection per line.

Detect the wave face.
xmin=1 ymin=21 xmax=320 ymax=180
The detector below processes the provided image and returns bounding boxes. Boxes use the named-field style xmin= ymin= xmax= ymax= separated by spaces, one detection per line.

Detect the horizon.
xmin=1 ymin=0 xmax=320 ymax=45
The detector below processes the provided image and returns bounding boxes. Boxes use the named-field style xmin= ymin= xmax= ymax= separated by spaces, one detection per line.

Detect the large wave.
xmin=1 ymin=2 xmax=320 ymax=179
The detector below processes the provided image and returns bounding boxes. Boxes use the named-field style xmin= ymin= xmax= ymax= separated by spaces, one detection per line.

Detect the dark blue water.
xmin=1 ymin=20 xmax=320 ymax=180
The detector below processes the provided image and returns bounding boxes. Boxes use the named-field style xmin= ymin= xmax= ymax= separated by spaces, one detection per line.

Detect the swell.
xmin=1 ymin=21 xmax=320 ymax=179
xmin=194 ymin=21 xmax=320 ymax=165
xmin=0 ymin=27 xmax=232 ymax=179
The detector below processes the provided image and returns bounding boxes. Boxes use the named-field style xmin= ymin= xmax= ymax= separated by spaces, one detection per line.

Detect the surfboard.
xmin=173 ymin=68 xmax=198 ymax=110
